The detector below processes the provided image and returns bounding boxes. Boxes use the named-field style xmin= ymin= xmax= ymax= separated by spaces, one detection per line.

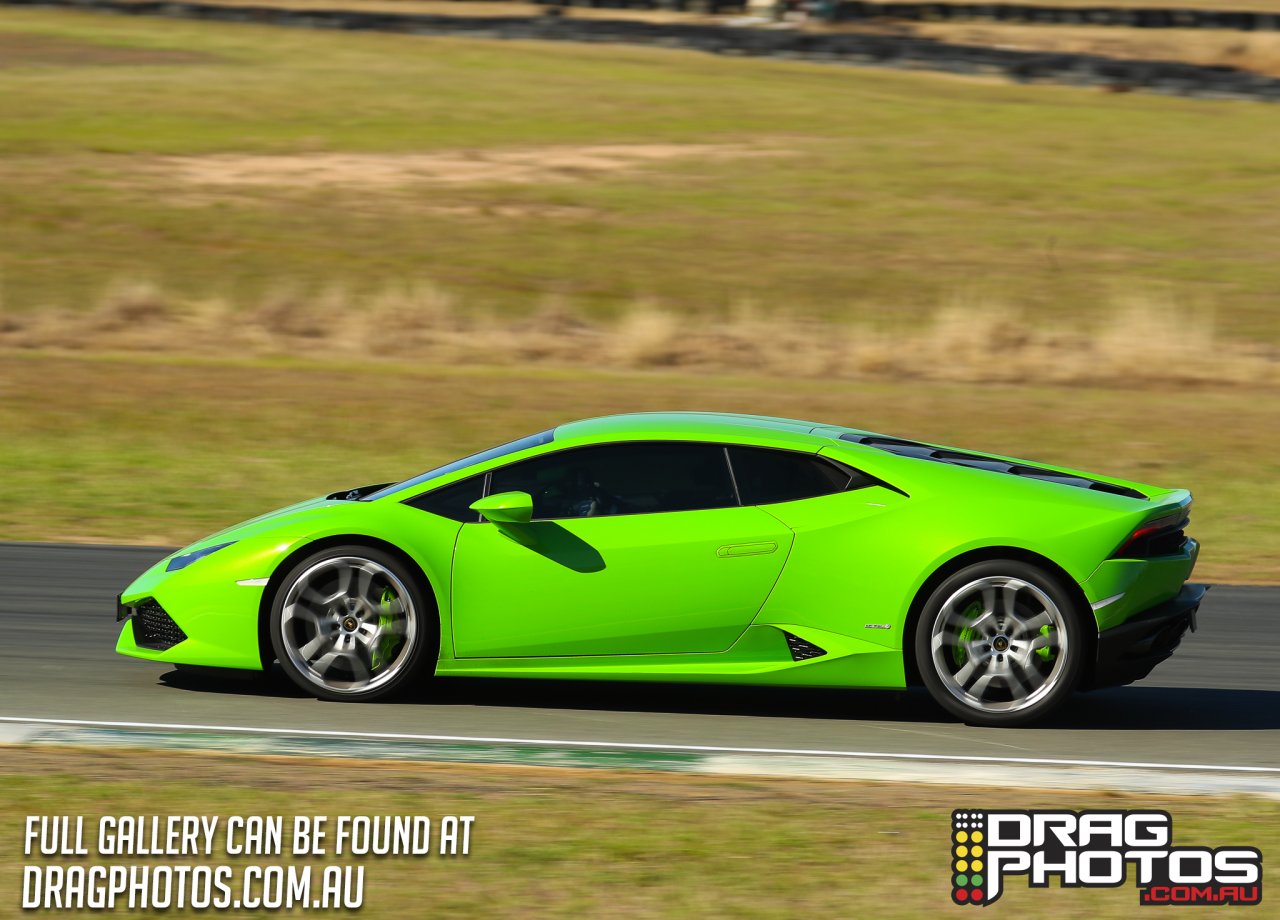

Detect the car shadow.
xmin=501 ymin=522 xmax=606 ymax=573
xmin=158 ymin=665 xmax=310 ymax=699
xmin=157 ymin=666 xmax=1280 ymax=731
xmin=427 ymin=680 xmax=1280 ymax=732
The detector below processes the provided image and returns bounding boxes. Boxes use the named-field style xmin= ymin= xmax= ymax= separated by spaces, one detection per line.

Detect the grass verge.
xmin=1 ymin=746 xmax=1276 ymax=919
xmin=1 ymin=352 xmax=1275 ymax=582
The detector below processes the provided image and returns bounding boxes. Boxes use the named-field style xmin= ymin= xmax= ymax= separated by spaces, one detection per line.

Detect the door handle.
xmin=716 ymin=542 xmax=778 ymax=558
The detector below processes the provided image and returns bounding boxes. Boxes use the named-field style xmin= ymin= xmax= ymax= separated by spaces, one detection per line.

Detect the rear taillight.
xmin=1112 ymin=512 xmax=1189 ymax=559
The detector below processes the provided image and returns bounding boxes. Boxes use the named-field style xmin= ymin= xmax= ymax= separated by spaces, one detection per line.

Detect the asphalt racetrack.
xmin=4 ymin=542 xmax=1278 ymax=770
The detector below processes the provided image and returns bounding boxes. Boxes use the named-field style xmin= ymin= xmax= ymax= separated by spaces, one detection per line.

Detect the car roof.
xmin=554 ymin=412 xmax=863 ymax=448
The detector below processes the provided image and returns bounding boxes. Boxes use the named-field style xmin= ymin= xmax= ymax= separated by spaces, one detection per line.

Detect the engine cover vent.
xmin=838 ymin=433 xmax=1147 ymax=500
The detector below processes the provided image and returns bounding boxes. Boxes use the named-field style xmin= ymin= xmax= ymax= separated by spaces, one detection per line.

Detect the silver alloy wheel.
xmin=929 ymin=575 xmax=1069 ymax=714
xmin=279 ymin=556 xmax=417 ymax=696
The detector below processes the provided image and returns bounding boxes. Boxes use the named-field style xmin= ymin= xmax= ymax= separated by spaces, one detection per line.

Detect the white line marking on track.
xmin=2 ymin=715 xmax=1278 ymax=775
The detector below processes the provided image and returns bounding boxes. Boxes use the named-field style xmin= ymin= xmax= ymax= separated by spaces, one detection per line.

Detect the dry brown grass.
xmin=3 ymin=280 xmax=1276 ymax=388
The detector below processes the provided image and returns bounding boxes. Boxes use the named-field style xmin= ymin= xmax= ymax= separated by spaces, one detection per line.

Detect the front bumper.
xmin=1088 ymin=582 xmax=1206 ymax=689
xmin=116 ymin=562 xmax=269 ymax=671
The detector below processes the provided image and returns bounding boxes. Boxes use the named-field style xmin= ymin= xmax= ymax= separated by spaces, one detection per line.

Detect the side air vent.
xmin=839 ymin=434 xmax=1147 ymax=500
xmin=783 ymin=632 xmax=828 ymax=662
xmin=131 ymin=598 xmax=188 ymax=651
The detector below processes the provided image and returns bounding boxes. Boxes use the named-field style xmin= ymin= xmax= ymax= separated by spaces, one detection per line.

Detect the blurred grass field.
xmin=1 ymin=9 xmax=1279 ymax=337
xmin=1 ymin=10 xmax=1278 ymax=579
xmin=1 ymin=747 xmax=1276 ymax=919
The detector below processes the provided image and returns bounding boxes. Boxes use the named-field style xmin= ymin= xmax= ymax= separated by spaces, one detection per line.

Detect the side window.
xmin=405 ymin=474 xmax=486 ymax=522
xmin=489 ymin=443 xmax=736 ymax=519
xmin=727 ymin=446 xmax=863 ymax=505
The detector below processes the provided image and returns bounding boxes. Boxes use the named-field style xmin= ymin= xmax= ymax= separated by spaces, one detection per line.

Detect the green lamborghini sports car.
xmin=116 ymin=412 xmax=1203 ymax=726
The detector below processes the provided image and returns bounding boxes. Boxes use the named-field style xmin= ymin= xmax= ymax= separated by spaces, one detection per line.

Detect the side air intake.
xmin=783 ymin=632 xmax=828 ymax=662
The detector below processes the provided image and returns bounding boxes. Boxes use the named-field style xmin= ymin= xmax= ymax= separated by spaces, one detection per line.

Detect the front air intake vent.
xmin=783 ymin=632 xmax=828 ymax=662
xmin=132 ymin=598 xmax=188 ymax=651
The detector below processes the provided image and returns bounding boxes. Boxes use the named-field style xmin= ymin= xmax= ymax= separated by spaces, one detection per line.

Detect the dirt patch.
xmin=418 ymin=203 xmax=597 ymax=218
xmin=166 ymin=192 xmax=601 ymax=218
xmin=0 ymin=31 xmax=216 ymax=67
xmin=158 ymin=144 xmax=768 ymax=189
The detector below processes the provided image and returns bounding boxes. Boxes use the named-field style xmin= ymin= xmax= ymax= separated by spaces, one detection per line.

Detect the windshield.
xmin=361 ymin=429 xmax=555 ymax=501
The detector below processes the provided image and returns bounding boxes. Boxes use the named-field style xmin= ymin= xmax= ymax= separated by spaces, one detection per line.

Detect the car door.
xmin=450 ymin=442 xmax=795 ymax=658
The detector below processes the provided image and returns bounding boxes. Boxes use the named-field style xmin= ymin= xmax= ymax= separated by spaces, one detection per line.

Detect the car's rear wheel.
xmin=914 ymin=560 xmax=1086 ymax=727
xmin=269 ymin=545 xmax=434 ymax=702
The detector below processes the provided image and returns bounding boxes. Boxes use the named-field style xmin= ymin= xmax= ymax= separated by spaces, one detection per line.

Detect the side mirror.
xmin=470 ymin=491 xmax=534 ymax=525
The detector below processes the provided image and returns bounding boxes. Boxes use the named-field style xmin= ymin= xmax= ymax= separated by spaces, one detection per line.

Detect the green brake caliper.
xmin=371 ymin=587 xmax=400 ymax=672
xmin=1035 ymin=624 xmax=1056 ymax=661
xmin=951 ymin=601 xmax=982 ymax=668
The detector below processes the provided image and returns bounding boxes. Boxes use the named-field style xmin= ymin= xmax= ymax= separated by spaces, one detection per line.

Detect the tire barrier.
xmin=828 ymin=2 xmax=1280 ymax=31
xmin=532 ymin=0 xmax=751 ymax=13
xmin=527 ymin=0 xmax=1280 ymax=31
xmin=7 ymin=0 xmax=1280 ymax=100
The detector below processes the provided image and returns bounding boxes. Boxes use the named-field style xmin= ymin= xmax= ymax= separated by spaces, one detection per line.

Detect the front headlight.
xmin=165 ymin=541 xmax=236 ymax=572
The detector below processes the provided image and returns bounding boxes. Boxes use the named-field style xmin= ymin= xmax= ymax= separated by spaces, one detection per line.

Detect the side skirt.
xmin=435 ymin=624 xmax=906 ymax=689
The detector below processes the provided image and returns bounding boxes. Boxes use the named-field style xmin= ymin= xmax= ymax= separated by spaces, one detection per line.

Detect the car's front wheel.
xmin=269 ymin=545 xmax=434 ymax=702
xmin=914 ymin=560 xmax=1087 ymax=727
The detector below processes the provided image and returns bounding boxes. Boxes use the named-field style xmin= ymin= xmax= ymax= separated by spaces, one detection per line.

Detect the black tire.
xmin=914 ymin=560 xmax=1087 ymax=727
xmin=268 ymin=544 xmax=436 ymax=702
